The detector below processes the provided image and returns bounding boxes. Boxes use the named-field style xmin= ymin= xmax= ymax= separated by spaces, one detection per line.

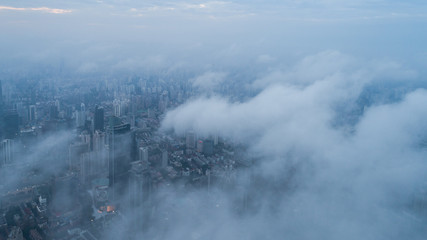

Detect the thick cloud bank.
xmin=160 ymin=51 xmax=427 ymax=240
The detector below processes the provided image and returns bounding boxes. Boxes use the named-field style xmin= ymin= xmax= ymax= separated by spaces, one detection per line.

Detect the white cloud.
xmin=0 ymin=5 xmax=72 ymax=14
xmin=191 ymin=71 xmax=227 ymax=91
xmin=160 ymin=51 xmax=427 ymax=239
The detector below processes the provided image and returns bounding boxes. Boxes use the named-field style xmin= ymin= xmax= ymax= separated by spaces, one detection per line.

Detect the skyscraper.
xmin=161 ymin=150 xmax=168 ymax=168
xmin=107 ymin=116 xmax=135 ymax=189
xmin=129 ymin=160 xmax=151 ymax=208
xmin=94 ymin=106 xmax=104 ymax=131
xmin=113 ymin=99 xmax=121 ymax=117
xmin=203 ymin=139 xmax=214 ymax=156
xmin=49 ymin=104 xmax=58 ymax=120
xmin=3 ymin=110 xmax=19 ymax=139
xmin=76 ymin=103 xmax=86 ymax=128
xmin=0 ymin=139 xmax=14 ymax=166
xmin=68 ymin=141 xmax=90 ymax=170
xmin=93 ymin=130 xmax=106 ymax=151
xmin=29 ymin=105 xmax=37 ymax=123
xmin=128 ymin=160 xmax=151 ymax=230
xmin=186 ymin=131 xmax=196 ymax=150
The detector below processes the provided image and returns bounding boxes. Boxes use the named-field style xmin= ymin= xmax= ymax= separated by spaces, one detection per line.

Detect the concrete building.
xmin=129 ymin=160 xmax=152 ymax=229
xmin=0 ymin=139 xmax=14 ymax=166
xmin=68 ymin=142 xmax=90 ymax=170
xmin=28 ymin=105 xmax=37 ymax=123
xmin=161 ymin=150 xmax=168 ymax=168
xmin=203 ymin=139 xmax=214 ymax=156
xmin=197 ymin=140 xmax=203 ymax=153
xmin=8 ymin=226 xmax=24 ymax=240
xmin=186 ymin=131 xmax=196 ymax=150
xmin=106 ymin=117 xmax=136 ymax=189
xmin=139 ymin=147 xmax=148 ymax=162
xmin=94 ymin=106 xmax=104 ymax=131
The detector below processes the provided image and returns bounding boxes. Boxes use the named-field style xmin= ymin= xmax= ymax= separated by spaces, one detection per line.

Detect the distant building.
xmin=68 ymin=142 xmax=90 ymax=170
xmin=49 ymin=104 xmax=58 ymax=120
xmin=203 ymin=139 xmax=214 ymax=156
xmin=106 ymin=117 xmax=136 ymax=189
xmin=36 ymin=195 xmax=47 ymax=213
xmin=139 ymin=147 xmax=148 ymax=162
xmin=129 ymin=160 xmax=151 ymax=208
xmin=92 ymin=178 xmax=109 ymax=207
xmin=79 ymin=152 xmax=94 ymax=185
xmin=197 ymin=140 xmax=203 ymax=153
xmin=93 ymin=130 xmax=106 ymax=151
xmin=3 ymin=110 xmax=19 ymax=139
xmin=129 ymin=160 xmax=152 ymax=229
xmin=80 ymin=103 xmax=86 ymax=112
xmin=94 ymin=106 xmax=104 ymax=131
xmin=161 ymin=150 xmax=168 ymax=168
xmin=80 ymin=133 xmax=91 ymax=145
xmin=147 ymin=147 xmax=162 ymax=167
xmin=0 ymin=139 xmax=14 ymax=166
xmin=113 ymin=99 xmax=121 ymax=117
xmin=214 ymin=134 xmax=219 ymax=145
xmin=28 ymin=105 xmax=37 ymax=123
xmin=8 ymin=226 xmax=24 ymax=240
xmin=76 ymin=103 xmax=86 ymax=127
xmin=14 ymin=102 xmax=28 ymax=124
xmin=29 ymin=229 xmax=43 ymax=240
xmin=55 ymin=99 xmax=60 ymax=112
xmin=186 ymin=131 xmax=196 ymax=150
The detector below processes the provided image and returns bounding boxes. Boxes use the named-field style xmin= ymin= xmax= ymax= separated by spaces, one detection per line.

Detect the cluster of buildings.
xmin=0 ymin=76 xmax=245 ymax=239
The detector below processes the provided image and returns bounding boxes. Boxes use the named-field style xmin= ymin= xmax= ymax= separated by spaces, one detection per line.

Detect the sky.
xmin=2 ymin=1 xmax=427 ymax=239
xmin=1 ymin=0 xmax=427 ymax=75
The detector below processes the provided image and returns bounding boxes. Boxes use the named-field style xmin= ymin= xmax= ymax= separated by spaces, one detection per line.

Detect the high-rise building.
xmin=107 ymin=117 xmax=136 ymax=189
xmin=75 ymin=104 xmax=86 ymax=128
xmin=80 ymin=150 xmax=108 ymax=185
xmin=113 ymin=99 xmax=121 ymax=117
xmin=203 ymin=139 xmax=214 ymax=156
xmin=55 ymin=99 xmax=61 ymax=112
xmin=29 ymin=105 xmax=37 ymax=123
xmin=68 ymin=142 xmax=90 ymax=170
xmin=15 ymin=102 xmax=28 ymax=124
xmin=0 ymin=139 xmax=14 ymax=166
xmin=80 ymin=152 xmax=93 ymax=185
xmin=129 ymin=160 xmax=151 ymax=209
xmin=76 ymin=103 xmax=86 ymax=127
xmin=186 ymin=131 xmax=196 ymax=150
xmin=80 ymin=103 xmax=86 ymax=112
xmin=161 ymin=150 xmax=168 ymax=168
xmin=80 ymin=133 xmax=91 ymax=147
xmin=129 ymin=160 xmax=152 ymax=230
xmin=93 ymin=130 xmax=106 ymax=151
xmin=3 ymin=110 xmax=19 ymax=139
xmin=49 ymin=104 xmax=58 ymax=119
xmin=139 ymin=147 xmax=148 ymax=162
xmin=197 ymin=140 xmax=203 ymax=153
xmin=94 ymin=106 xmax=104 ymax=131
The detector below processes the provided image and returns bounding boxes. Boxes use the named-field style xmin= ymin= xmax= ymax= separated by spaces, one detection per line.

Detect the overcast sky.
xmin=1 ymin=0 xmax=427 ymax=75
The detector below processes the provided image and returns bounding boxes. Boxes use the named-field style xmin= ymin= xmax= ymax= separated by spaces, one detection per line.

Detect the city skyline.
xmin=1 ymin=1 xmax=427 ymax=240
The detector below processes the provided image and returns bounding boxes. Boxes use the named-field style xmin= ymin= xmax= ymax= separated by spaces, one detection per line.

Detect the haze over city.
xmin=1 ymin=1 xmax=427 ymax=239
